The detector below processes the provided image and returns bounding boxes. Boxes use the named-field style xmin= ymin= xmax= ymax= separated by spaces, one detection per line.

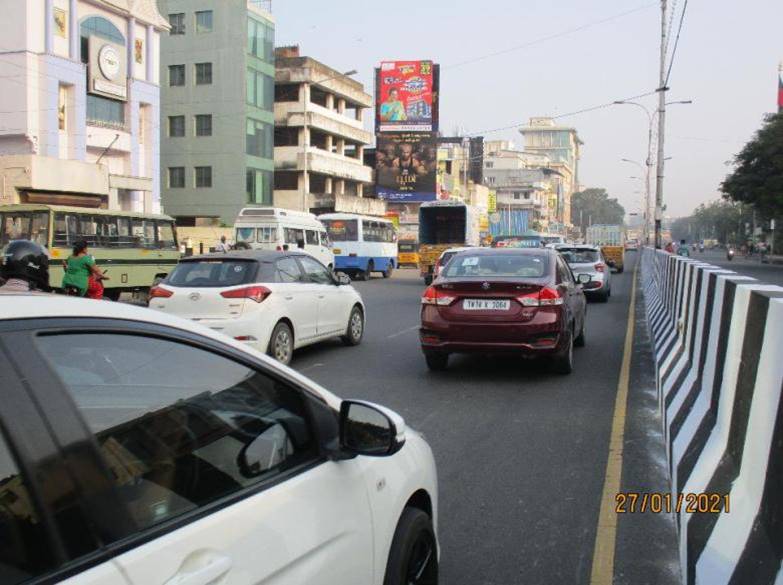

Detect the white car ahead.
xmin=149 ymin=250 xmax=365 ymax=365
xmin=0 ymin=294 xmax=439 ymax=585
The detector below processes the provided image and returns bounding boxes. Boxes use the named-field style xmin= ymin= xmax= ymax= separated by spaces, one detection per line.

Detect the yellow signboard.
xmin=488 ymin=190 xmax=497 ymax=213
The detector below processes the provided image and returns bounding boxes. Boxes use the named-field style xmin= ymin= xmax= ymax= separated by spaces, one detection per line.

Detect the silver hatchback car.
xmin=556 ymin=245 xmax=611 ymax=302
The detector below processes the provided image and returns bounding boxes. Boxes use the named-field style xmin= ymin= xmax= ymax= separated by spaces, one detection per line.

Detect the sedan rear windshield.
xmin=443 ymin=254 xmax=548 ymax=278
xmin=166 ymin=260 xmax=264 ymax=287
xmin=559 ymin=249 xmax=599 ymax=264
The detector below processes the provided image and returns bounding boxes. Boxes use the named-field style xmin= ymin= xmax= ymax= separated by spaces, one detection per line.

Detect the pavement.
xmin=288 ymin=252 xmax=681 ymax=585
xmin=685 ymin=249 xmax=783 ymax=287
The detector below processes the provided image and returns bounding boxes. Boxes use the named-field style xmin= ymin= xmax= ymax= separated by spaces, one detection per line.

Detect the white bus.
xmin=234 ymin=208 xmax=334 ymax=269
xmin=318 ymin=213 xmax=398 ymax=280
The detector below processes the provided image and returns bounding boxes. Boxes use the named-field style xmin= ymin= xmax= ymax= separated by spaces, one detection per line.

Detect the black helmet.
xmin=1 ymin=240 xmax=50 ymax=290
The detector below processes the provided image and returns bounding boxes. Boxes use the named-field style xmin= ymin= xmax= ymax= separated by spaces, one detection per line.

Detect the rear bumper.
xmin=192 ymin=315 xmax=274 ymax=353
xmin=335 ymin=256 xmax=394 ymax=271
xmin=419 ymin=310 xmax=567 ymax=356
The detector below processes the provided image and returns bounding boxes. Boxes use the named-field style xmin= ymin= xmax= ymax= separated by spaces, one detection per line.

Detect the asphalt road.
xmin=291 ymin=252 xmax=680 ymax=585
xmin=690 ymin=249 xmax=783 ymax=287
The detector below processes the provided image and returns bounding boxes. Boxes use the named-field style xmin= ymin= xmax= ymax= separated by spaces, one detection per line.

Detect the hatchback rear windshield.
xmin=166 ymin=260 xmax=263 ymax=287
xmin=443 ymin=254 xmax=548 ymax=278
xmin=559 ymin=249 xmax=599 ymax=264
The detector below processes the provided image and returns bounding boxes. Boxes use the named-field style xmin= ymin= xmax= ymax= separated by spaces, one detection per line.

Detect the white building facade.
xmin=0 ymin=0 xmax=168 ymax=211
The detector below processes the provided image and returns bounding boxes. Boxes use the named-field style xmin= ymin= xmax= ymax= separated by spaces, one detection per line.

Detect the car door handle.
xmin=164 ymin=554 xmax=232 ymax=585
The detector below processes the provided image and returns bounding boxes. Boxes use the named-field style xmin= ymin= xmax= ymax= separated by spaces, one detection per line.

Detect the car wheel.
xmin=383 ymin=507 xmax=439 ymax=585
xmin=617 ymin=266 xmax=624 ymax=274
xmin=575 ymin=317 xmax=586 ymax=347
xmin=598 ymin=289 xmax=610 ymax=303
xmin=424 ymin=275 xmax=433 ymax=286
xmin=551 ymin=328 xmax=574 ymax=375
xmin=383 ymin=261 xmax=394 ymax=278
xmin=424 ymin=352 xmax=448 ymax=371
xmin=104 ymin=288 xmax=121 ymax=302
xmin=268 ymin=321 xmax=294 ymax=366
xmin=341 ymin=306 xmax=364 ymax=346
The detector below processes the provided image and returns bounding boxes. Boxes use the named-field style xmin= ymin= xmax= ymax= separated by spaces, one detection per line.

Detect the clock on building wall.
xmin=88 ymin=37 xmax=127 ymax=101
xmin=98 ymin=45 xmax=121 ymax=81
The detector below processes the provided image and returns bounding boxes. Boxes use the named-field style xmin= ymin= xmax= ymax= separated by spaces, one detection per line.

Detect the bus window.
xmin=97 ymin=216 xmax=119 ymax=247
xmin=305 ymin=230 xmax=318 ymax=245
xmin=78 ymin=215 xmax=99 ymax=246
xmin=1 ymin=211 xmax=49 ymax=247
xmin=284 ymin=228 xmax=304 ymax=245
xmin=322 ymin=219 xmax=358 ymax=242
xmin=54 ymin=212 xmax=69 ymax=247
xmin=236 ymin=227 xmax=256 ymax=243
xmin=131 ymin=219 xmax=155 ymax=248
xmin=257 ymin=226 xmax=277 ymax=243
xmin=117 ymin=217 xmax=133 ymax=247
xmin=319 ymin=230 xmax=330 ymax=247
xmin=156 ymin=221 xmax=177 ymax=249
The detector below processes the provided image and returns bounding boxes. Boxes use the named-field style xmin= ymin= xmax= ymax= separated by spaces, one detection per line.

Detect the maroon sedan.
xmin=419 ymin=248 xmax=589 ymax=374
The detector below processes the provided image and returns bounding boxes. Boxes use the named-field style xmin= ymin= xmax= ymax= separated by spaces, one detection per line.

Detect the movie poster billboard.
xmin=376 ymin=61 xmax=439 ymax=132
xmin=375 ymin=133 xmax=437 ymax=202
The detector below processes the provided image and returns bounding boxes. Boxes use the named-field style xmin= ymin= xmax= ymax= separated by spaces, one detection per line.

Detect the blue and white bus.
xmin=318 ymin=213 xmax=398 ymax=280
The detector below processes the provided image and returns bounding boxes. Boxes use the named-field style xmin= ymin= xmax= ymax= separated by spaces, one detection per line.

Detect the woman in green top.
xmin=61 ymin=240 xmax=107 ymax=296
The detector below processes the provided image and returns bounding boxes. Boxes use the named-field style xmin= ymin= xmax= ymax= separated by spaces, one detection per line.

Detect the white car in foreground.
xmin=0 ymin=294 xmax=439 ymax=585
xmin=149 ymin=250 xmax=365 ymax=365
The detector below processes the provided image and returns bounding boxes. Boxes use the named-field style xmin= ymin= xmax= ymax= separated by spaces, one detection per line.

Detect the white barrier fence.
xmin=641 ymin=248 xmax=783 ymax=585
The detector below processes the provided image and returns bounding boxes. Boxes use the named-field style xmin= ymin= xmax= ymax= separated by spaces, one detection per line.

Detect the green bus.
xmin=0 ymin=204 xmax=180 ymax=299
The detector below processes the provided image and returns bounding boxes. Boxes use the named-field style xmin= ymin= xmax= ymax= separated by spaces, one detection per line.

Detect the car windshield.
xmin=443 ymin=253 xmax=548 ymax=278
xmin=166 ymin=260 xmax=262 ymax=287
xmin=559 ymin=249 xmax=599 ymax=264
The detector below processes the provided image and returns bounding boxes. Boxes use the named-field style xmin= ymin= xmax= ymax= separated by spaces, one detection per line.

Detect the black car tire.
xmin=424 ymin=275 xmax=433 ymax=286
xmin=617 ymin=266 xmax=624 ymax=274
xmin=424 ymin=352 xmax=448 ymax=371
xmin=268 ymin=321 xmax=294 ymax=366
xmin=551 ymin=329 xmax=574 ymax=375
xmin=598 ymin=289 xmax=610 ymax=303
xmin=383 ymin=262 xmax=394 ymax=278
xmin=383 ymin=507 xmax=439 ymax=585
xmin=104 ymin=288 xmax=121 ymax=302
xmin=341 ymin=306 xmax=364 ymax=346
xmin=575 ymin=317 xmax=586 ymax=347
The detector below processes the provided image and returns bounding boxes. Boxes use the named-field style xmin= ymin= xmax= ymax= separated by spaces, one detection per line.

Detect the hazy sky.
xmin=274 ymin=0 xmax=782 ymax=218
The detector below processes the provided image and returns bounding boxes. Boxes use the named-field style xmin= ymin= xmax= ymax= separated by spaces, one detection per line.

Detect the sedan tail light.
xmin=516 ymin=286 xmax=564 ymax=307
xmin=149 ymin=286 xmax=173 ymax=299
xmin=595 ymin=262 xmax=606 ymax=273
xmin=421 ymin=285 xmax=456 ymax=306
xmin=220 ymin=285 xmax=271 ymax=303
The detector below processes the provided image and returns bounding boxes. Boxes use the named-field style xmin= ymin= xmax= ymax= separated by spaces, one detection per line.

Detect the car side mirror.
xmin=605 ymin=260 xmax=616 ymax=267
xmin=339 ymin=400 xmax=406 ymax=457
xmin=334 ymin=272 xmax=351 ymax=285
xmin=577 ymin=273 xmax=592 ymax=285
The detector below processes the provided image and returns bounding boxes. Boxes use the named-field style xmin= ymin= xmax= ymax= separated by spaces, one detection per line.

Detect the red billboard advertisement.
xmin=376 ymin=61 xmax=438 ymax=132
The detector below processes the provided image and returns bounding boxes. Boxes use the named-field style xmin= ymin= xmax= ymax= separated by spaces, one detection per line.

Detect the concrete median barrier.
xmin=641 ymin=248 xmax=783 ymax=585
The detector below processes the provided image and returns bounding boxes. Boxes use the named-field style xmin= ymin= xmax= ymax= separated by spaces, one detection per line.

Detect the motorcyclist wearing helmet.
xmin=0 ymin=239 xmax=51 ymax=293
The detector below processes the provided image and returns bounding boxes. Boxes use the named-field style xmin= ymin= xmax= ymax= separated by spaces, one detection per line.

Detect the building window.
xmin=195 ymin=166 xmax=212 ymax=188
xmin=169 ymin=64 xmax=185 ymax=86
xmin=168 ymin=116 xmax=185 ymax=137
xmin=246 ymin=168 xmax=273 ymax=204
xmin=485 ymin=161 xmax=494 ymax=168
xmin=195 ymin=62 xmax=212 ymax=85
xmin=86 ymin=95 xmax=125 ymax=128
xmin=58 ymin=85 xmax=68 ymax=131
xmin=275 ymin=84 xmax=299 ymax=102
xmin=195 ymin=114 xmax=212 ymax=137
xmin=169 ymin=13 xmax=185 ymax=35
xmin=195 ymin=10 xmax=213 ymax=33
xmin=247 ymin=17 xmax=274 ymax=62
xmin=246 ymin=118 xmax=273 ymax=159
xmin=168 ymin=167 xmax=185 ymax=188
xmin=274 ymin=171 xmax=298 ymax=190
xmin=246 ymin=69 xmax=274 ymax=109
xmin=274 ymin=127 xmax=299 ymax=147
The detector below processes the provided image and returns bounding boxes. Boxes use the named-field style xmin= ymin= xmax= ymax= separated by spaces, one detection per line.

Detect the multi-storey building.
xmin=158 ymin=0 xmax=274 ymax=225
xmin=273 ymin=46 xmax=379 ymax=216
xmin=518 ymin=117 xmax=582 ymax=226
xmin=0 ymin=0 xmax=169 ymax=210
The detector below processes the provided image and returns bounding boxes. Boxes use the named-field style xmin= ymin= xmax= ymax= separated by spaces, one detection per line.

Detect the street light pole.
xmin=654 ymin=0 xmax=668 ymax=249
xmin=301 ymin=69 xmax=357 ymax=213
xmin=615 ymin=105 xmax=654 ymax=246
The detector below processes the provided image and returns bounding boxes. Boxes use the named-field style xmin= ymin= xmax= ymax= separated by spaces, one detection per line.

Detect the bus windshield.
xmin=322 ymin=219 xmax=358 ymax=242
xmin=0 ymin=211 xmax=49 ymax=247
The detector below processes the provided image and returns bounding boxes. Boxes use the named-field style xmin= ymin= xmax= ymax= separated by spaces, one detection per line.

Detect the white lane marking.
xmin=387 ymin=325 xmax=419 ymax=339
xmin=299 ymin=363 xmax=324 ymax=372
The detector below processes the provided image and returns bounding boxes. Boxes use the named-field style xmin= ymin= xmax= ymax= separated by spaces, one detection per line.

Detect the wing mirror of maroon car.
xmin=577 ymin=273 xmax=592 ymax=285
xmin=605 ymin=259 xmax=616 ymax=267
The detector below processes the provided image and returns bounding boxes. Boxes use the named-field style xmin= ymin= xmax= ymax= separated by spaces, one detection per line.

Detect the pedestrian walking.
xmin=216 ymin=235 xmax=231 ymax=253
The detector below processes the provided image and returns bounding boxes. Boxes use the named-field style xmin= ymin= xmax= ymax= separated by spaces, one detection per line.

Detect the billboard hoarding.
xmin=375 ymin=133 xmax=437 ymax=202
xmin=376 ymin=61 xmax=439 ymax=132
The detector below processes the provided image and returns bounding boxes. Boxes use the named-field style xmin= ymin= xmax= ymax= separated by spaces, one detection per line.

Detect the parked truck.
xmin=418 ymin=200 xmax=481 ymax=285
xmin=586 ymin=224 xmax=626 ymax=273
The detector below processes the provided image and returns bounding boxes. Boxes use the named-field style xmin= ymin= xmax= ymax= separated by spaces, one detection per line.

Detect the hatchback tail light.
xmin=516 ymin=286 xmax=564 ymax=307
xmin=595 ymin=262 xmax=606 ymax=273
xmin=220 ymin=285 xmax=271 ymax=303
xmin=421 ymin=285 xmax=456 ymax=306
xmin=149 ymin=286 xmax=173 ymax=299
